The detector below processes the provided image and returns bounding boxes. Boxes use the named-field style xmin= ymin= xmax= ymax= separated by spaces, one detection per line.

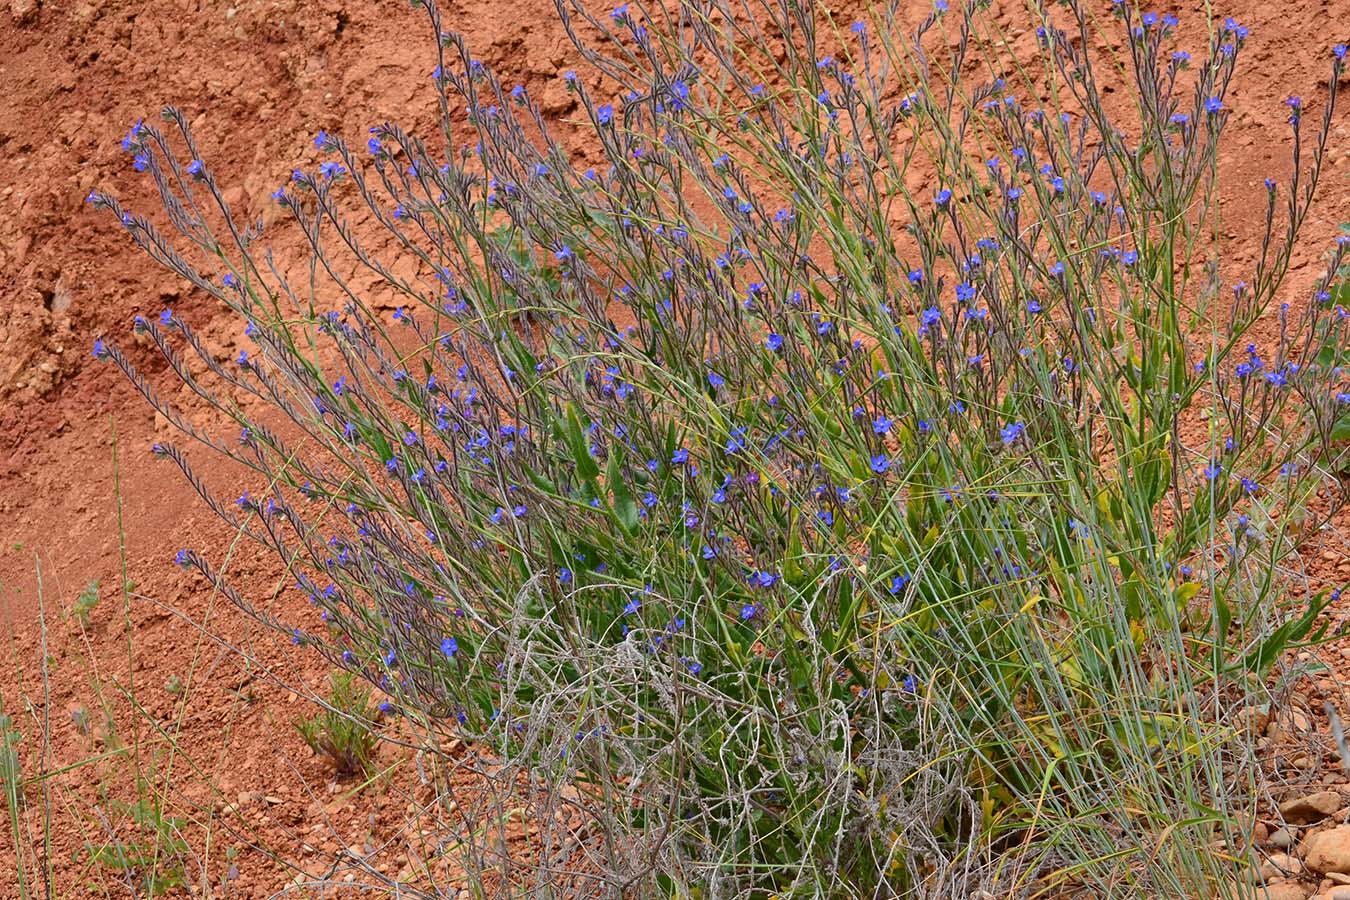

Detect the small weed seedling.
xmin=86 ymin=792 xmax=190 ymax=897
xmin=296 ymin=672 xmax=379 ymax=778
xmin=71 ymin=580 xmax=99 ymax=628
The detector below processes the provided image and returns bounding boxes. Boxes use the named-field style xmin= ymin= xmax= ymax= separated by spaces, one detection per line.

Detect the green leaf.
xmin=565 ymin=404 xmax=601 ymax=480
xmin=1236 ymin=592 xmax=1332 ymax=675
xmin=608 ymin=444 xmax=639 ymax=534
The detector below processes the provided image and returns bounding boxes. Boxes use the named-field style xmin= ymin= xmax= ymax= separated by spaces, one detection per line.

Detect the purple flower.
xmin=120 ymin=118 xmax=143 ymax=152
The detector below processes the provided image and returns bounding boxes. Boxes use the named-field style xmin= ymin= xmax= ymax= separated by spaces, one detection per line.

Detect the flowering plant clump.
xmin=92 ymin=0 xmax=1350 ymax=894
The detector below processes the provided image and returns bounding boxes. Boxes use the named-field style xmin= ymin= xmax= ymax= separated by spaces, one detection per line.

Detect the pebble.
xmin=1282 ymin=791 xmax=1344 ymax=822
xmin=1261 ymin=852 xmax=1305 ymax=883
xmin=1305 ymin=825 xmax=1350 ymax=874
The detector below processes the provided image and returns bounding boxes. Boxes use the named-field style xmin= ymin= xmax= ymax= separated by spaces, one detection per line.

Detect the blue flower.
xmin=671 ymin=79 xmax=690 ymax=108
xmin=598 ymin=104 xmax=614 ymax=125
xmin=888 ymin=573 xmax=910 ymax=594
xmin=1000 ymin=421 xmax=1025 ymax=445
xmin=120 ymin=118 xmax=143 ymax=152
xmin=1205 ymin=97 xmax=1224 ymax=114
xmin=441 ymin=636 xmax=459 ymax=658
xmin=870 ymin=455 xmax=890 ymax=474
xmin=873 ymin=416 xmax=893 ymax=435
xmin=671 ymin=448 xmax=689 ymax=465
xmin=935 ymin=188 xmax=952 ymax=206
xmin=765 ymin=333 xmax=783 ymax=351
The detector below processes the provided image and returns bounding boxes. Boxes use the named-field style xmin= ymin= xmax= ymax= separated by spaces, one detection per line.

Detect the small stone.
xmin=1262 ymin=852 xmax=1305 ymax=883
xmin=1331 ymin=873 xmax=1350 ymax=885
xmin=1272 ymin=707 xmax=1316 ymax=741
xmin=1305 ymin=825 xmax=1350 ymax=874
xmin=1330 ymin=887 xmax=1350 ymax=900
xmin=1283 ymin=792 xmax=1345 ymax=822
xmin=1273 ymin=827 xmax=1297 ymax=850
xmin=10 ymin=0 xmax=36 ymax=25
xmin=1263 ymin=882 xmax=1310 ymax=900
xmin=1240 ymin=705 xmax=1273 ymax=734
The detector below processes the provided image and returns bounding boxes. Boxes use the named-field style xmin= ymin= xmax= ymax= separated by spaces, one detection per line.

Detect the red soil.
xmin=3 ymin=0 xmax=1350 ymax=895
